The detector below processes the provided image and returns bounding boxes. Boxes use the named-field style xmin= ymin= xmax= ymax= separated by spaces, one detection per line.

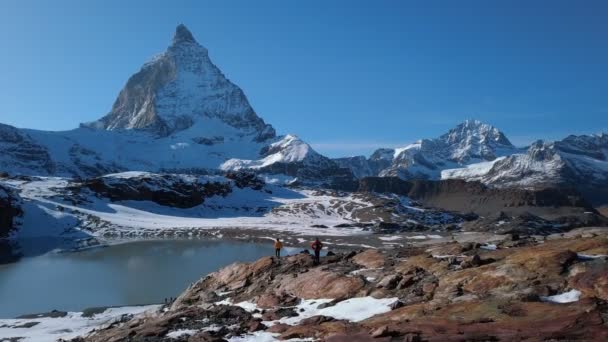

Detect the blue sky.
xmin=1 ymin=0 xmax=607 ymax=157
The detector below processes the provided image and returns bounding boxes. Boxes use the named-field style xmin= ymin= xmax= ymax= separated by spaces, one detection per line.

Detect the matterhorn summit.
xmin=84 ymin=24 xmax=275 ymax=142
xmin=172 ymin=23 xmax=197 ymax=45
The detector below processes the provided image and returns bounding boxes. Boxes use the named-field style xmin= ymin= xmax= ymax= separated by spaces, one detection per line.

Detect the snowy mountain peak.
xmin=83 ymin=26 xmax=275 ymax=141
xmin=442 ymin=120 xmax=513 ymax=147
xmin=172 ymin=24 xmax=197 ymax=45
xmin=336 ymin=119 xmax=519 ymax=180
xmin=438 ymin=120 xmax=514 ymax=163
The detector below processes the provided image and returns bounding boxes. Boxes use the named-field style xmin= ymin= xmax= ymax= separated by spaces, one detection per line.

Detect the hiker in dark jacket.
xmin=311 ymin=238 xmax=323 ymax=264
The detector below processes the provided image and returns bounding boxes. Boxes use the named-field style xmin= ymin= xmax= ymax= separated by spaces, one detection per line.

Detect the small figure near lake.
xmin=274 ymin=238 xmax=283 ymax=258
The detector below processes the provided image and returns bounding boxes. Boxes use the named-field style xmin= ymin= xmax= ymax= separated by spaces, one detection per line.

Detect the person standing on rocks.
xmin=274 ymin=238 xmax=283 ymax=258
xmin=311 ymin=238 xmax=323 ymax=264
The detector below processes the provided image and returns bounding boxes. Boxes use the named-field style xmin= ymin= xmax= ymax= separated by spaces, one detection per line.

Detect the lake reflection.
xmin=0 ymin=239 xmax=286 ymax=318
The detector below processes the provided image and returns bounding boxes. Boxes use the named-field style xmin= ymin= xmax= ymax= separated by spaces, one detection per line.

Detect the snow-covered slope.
xmin=219 ymin=135 xmax=351 ymax=183
xmin=0 ymin=172 xmax=460 ymax=240
xmin=455 ymin=134 xmax=608 ymax=205
xmin=0 ymin=25 xmax=346 ymax=183
xmin=221 ymin=135 xmax=325 ymax=170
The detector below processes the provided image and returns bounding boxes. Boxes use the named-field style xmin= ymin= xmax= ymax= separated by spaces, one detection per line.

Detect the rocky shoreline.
xmin=54 ymin=227 xmax=608 ymax=341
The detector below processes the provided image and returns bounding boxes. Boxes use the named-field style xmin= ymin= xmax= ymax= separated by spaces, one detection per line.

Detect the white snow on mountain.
xmin=0 ymin=25 xmax=342 ymax=181
xmin=335 ymin=121 xmax=608 ymax=205
xmin=84 ymin=24 xmax=274 ymax=141
xmin=454 ymin=136 xmax=608 ymax=188
xmin=1 ymin=24 xmax=607 ymax=206
xmin=441 ymin=156 xmax=507 ymax=181
xmin=337 ymin=120 xmax=518 ymax=180
xmin=221 ymin=135 xmax=326 ymax=170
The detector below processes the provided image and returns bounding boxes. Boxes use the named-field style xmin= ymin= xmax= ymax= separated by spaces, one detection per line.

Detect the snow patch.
xmin=540 ymin=289 xmax=581 ymax=303
xmin=577 ymin=253 xmax=608 ymax=260
xmin=480 ymin=243 xmax=497 ymax=250
xmin=167 ymin=329 xmax=198 ymax=338
xmin=0 ymin=305 xmax=160 ymax=342
xmin=275 ymin=297 xmax=397 ymax=325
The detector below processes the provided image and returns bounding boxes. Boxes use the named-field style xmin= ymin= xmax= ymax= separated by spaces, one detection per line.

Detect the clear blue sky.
xmin=1 ymin=0 xmax=607 ymax=157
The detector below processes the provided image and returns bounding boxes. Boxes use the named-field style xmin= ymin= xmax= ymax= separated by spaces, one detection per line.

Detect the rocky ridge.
xmin=76 ymin=228 xmax=608 ymax=341
xmin=335 ymin=120 xmax=518 ymax=180
xmin=337 ymin=122 xmax=608 ymax=206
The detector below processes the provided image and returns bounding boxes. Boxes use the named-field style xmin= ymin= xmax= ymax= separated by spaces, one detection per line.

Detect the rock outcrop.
xmin=81 ymin=171 xmax=267 ymax=208
xmin=353 ymin=176 xmax=606 ymax=233
xmin=0 ymin=184 xmax=21 ymax=238
xmin=81 ymin=230 xmax=608 ymax=341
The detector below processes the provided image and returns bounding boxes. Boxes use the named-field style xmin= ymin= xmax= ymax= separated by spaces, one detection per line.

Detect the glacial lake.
xmin=0 ymin=239 xmax=296 ymax=318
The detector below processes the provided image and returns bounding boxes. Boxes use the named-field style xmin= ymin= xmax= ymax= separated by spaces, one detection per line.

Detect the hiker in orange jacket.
xmin=311 ymin=238 xmax=323 ymax=264
xmin=274 ymin=238 xmax=283 ymax=258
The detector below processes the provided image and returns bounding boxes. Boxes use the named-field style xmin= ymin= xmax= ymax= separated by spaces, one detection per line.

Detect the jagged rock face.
xmin=333 ymin=154 xmax=392 ymax=179
xmin=352 ymin=176 xmax=605 ymax=231
xmin=0 ymin=124 xmax=55 ymax=175
xmin=80 ymin=172 xmax=269 ymax=208
xmin=407 ymin=178 xmax=593 ymax=211
xmin=440 ymin=119 xmax=513 ymax=162
xmin=384 ymin=120 xmax=516 ymax=178
xmin=85 ymin=25 xmax=275 ymax=142
xmin=476 ymin=135 xmax=608 ymax=205
xmin=334 ymin=156 xmax=373 ymax=178
xmin=0 ymin=185 xmax=21 ymax=238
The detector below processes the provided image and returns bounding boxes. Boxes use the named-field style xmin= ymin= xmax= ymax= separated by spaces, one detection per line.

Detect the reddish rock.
xmin=247 ymin=319 xmax=266 ymax=332
xmin=276 ymin=268 xmax=366 ymax=299
xmin=83 ymin=234 xmax=608 ymax=342
xmin=299 ymin=315 xmax=335 ymax=325
xmin=266 ymin=323 xmax=291 ymax=334
xmin=255 ymin=292 xmax=300 ymax=309
xmin=188 ymin=332 xmax=227 ymax=341
xmin=569 ymin=261 xmax=608 ymax=300
xmin=352 ymin=250 xmax=386 ymax=269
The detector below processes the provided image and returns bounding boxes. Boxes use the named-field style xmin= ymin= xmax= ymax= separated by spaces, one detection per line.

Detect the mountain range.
xmin=0 ymin=25 xmax=607 ymax=205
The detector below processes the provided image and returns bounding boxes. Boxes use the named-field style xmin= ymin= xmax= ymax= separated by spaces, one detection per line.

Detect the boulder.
xmin=352 ymin=250 xmax=386 ymax=269
xmin=276 ymin=268 xmax=366 ymax=299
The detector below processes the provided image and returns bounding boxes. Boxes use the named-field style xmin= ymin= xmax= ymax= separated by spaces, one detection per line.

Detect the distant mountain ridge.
xmin=335 ymin=121 xmax=608 ymax=205
xmin=0 ymin=25 xmax=606 ymax=205
xmin=335 ymin=120 xmax=519 ymax=179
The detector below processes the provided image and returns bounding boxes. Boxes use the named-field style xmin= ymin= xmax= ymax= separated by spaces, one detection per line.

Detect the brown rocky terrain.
xmin=79 ymin=228 xmax=608 ymax=341
xmin=356 ymin=177 xmax=608 ymax=234
xmin=358 ymin=177 xmax=595 ymax=216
